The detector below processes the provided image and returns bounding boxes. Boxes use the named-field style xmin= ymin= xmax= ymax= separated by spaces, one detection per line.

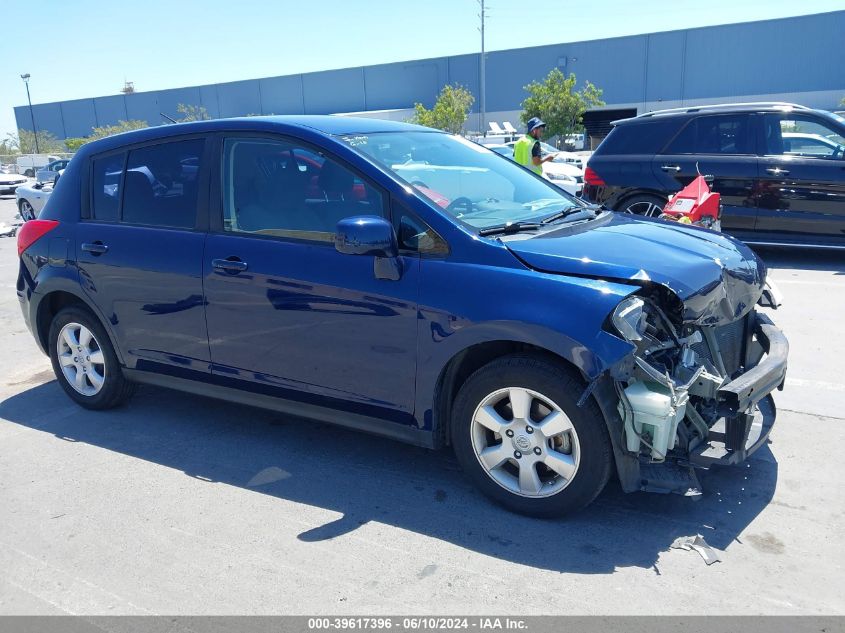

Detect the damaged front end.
xmin=601 ymin=289 xmax=789 ymax=496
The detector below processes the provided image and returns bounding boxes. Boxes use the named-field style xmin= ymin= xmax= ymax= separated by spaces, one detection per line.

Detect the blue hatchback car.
xmin=16 ymin=116 xmax=788 ymax=516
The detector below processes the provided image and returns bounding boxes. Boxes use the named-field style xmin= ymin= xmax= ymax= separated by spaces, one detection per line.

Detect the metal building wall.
xmin=14 ymin=10 xmax=845 ymax=140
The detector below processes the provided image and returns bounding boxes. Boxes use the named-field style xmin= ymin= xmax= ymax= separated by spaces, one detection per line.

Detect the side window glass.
xmin=768 ymin=115 xmax=845 ymax=159
xmin=694 ymin=115 xmax=751 ymax=155
xmin=122 ymin=139 xmax=204 ymax=229
xmin=223 ymin=138 xmax=384 ymax=241
xmin=91 ymin=153 xmax=124 ymax=221
xmin=393 ymin=201 xmax=448 ymax=255
xmin=664 ymin=120 xmax=696 ymax=154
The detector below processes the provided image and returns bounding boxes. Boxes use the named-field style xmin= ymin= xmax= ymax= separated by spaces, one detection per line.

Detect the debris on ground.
xmin=0 ymin=223 xmax=19 ymax=238
xmin=671 ymin=534 xmax=723 ymax=565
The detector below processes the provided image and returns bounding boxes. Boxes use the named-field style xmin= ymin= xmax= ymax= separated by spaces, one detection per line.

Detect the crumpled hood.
xmin=505 ymin=214 xmax=766 ymax=325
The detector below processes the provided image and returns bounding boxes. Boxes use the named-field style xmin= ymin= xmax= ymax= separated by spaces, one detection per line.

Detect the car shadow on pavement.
xmin=0 ymin=379 xmax=777 ymax=575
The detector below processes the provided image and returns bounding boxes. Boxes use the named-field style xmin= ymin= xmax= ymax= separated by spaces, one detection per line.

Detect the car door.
xmin=76 ymin=137 xmax=212 ymax=374
xmin=755 ymin=112 xmax=845 ymax=245
xmin=203 ymin=134 xmax=420 ymax=423
xmin=653 ymin=113 xmax=759 ymax=235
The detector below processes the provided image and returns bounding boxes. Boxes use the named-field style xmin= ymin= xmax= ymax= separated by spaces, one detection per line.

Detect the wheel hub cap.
xmin=57 ymin=322 xmax=106 ymax=397
xmin=513 ymin=434 xmax=532 ymax=452
xmin=470 ymin=387 xmax=581 ymax=498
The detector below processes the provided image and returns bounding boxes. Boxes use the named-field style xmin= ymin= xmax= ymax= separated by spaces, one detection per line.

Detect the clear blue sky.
xmin=2 ymin=0 xmax=843 ymax=139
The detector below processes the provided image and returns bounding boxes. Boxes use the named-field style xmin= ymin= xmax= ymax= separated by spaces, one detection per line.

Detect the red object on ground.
xmin=662 ymin=175 xmax=721 ymax=228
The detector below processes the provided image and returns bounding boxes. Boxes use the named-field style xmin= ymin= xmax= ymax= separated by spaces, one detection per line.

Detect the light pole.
xmin=478 ymin=0 xmax=487 ymax=137
xmin=20 ymin=74 xmax=40 ymax=155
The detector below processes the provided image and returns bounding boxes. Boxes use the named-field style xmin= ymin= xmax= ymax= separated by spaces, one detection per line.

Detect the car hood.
xmin=505 ymin=214 xmax=766 ymax=325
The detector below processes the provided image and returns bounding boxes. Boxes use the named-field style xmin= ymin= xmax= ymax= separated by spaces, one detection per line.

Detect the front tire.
xmin=48 ymin=307 xmax=136 ymax=409
xmin=451 ymin=355 xmax=612 ymax=517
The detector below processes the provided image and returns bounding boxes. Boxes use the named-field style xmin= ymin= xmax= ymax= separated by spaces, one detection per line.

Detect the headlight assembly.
xmin=612 ymin=297 xmax=646 ymax=341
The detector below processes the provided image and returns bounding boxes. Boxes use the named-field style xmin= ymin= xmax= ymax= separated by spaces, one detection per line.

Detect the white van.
xmin=16 ymin=154 xmax=61 ymax=177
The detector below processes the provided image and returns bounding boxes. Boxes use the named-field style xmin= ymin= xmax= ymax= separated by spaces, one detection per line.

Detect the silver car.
xmin=15 ymin=180 xmax=55 ymax=220
xmin=35 ymin=159 xmax=70 ymax=184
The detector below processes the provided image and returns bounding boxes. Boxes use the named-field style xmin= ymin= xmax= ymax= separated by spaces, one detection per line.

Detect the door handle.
xmin=660 ymin=165 xmax=682 ymax=173
xmin=81 ymin=242 xmax=108 ymax=255
xmin=212 ymin=258 xmax=248 ymax=273
xmin=765 ymin=167 xmax=790 ymax=176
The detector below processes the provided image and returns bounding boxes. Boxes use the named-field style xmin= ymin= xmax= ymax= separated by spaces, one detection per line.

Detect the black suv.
xmin=583 ymin=103 xmax=845 ymax=249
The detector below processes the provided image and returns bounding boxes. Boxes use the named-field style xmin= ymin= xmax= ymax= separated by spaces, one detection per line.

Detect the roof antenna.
xmin=160 ymin=112 xmax=177 ymax=124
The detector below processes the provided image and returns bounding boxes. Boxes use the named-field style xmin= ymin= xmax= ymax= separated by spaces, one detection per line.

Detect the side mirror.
xmin=335 ymin=216 xmax=398 ymax=258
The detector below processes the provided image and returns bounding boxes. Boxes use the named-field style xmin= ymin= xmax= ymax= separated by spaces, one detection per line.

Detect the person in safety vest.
xmin=513 ymin=117 xmax=557 ymax=175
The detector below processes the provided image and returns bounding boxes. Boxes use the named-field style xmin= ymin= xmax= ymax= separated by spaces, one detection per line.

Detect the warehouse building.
xmin=14 ymin=10 xmax=845 ymax=145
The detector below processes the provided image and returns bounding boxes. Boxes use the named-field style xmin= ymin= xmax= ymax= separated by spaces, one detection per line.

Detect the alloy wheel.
xmin=470 ymin=387 xmax=580 ymax=498
xmin=20 ymin=200 xmax=33 ymax=220
xmin=56 ymin=322 xmax=106 ymax=396
xmin=624 ymin=200 xmax=663 ymax=217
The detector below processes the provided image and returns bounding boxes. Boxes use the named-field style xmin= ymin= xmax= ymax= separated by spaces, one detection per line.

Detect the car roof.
xmin=77 ymin=115 xmax=435 ymax=156
xmin=612 ymin=102 xmax=816 ymax=126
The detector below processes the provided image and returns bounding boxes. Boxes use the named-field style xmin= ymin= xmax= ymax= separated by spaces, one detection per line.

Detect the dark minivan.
xmin=583 ymin=102 xmax=845 ymax=249
xmin=17 ymin=116 xmax=788 ymax=516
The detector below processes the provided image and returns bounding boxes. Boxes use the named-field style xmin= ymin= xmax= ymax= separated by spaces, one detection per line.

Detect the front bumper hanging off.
xmin=690 ymin=312 xmax=788 ymax=468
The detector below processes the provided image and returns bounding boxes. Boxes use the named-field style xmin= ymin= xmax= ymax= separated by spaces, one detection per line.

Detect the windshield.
xmin=339 ymin=131 xmax=584 ymax=230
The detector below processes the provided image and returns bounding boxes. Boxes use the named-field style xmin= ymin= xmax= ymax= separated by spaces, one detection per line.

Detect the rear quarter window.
xmin=91 ymin=153 xmax=124 ymax=222
xmin=595 ymin=119 xmax=683 ymax=156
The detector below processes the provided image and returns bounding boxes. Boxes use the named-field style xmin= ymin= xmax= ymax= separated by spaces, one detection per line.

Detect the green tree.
xmin=410 ymin=84 xmax=475 ymax=134
xmin=4 ymin=129 xmax=66 ymax=154
xmin=520 ymin=69 xmax=605 ymax=140
xmin=0 ymin=137 xmax=18 ymax=155
xmin=63 ymin=137 xmax=88 ymax=151
xmin=176 ymin=104 xmax=211 ymax=122
xmin=89 ymin=119 xmax=149 ymax=140
xmin=60 ymin=120 xmax=148 ymax=152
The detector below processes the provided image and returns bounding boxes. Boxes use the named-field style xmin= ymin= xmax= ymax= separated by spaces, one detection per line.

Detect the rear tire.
xmin=450 ymin=354 xmax=612 ymax=517
xmin=619 ymin=194 xmax=666 ymax=217
xmin=48 ymin=307 xmax=136 ymax=410
xmin=24 ymin=169 xmax=34 ymax=178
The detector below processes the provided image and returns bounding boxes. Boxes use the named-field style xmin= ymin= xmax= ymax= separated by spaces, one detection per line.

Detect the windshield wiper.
xmin=478 ymin=222 xmax=542 ymax=237
xmin=541 ymin=204 xmax=600 ymax=224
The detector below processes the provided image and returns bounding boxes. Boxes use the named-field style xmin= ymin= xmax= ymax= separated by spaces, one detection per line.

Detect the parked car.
xmin=564 ymin=133 xmax=585 ymax=150
xmin=0 ymin=173 xmax=28 ymax=195
xmin=15 ymin=178 xmax=58 ymax=220
xmin=490 ymin=143 xmax=583 ymax=196
xmin=16 ymin=154 xmax=61 ymax=178
xmin=583 ymin=102 xmax=845 ymax=249
xmin=781 ymin=132 xmax=844 ymax=157
xmin=17 ymin=116 xmax=788 ymax=517
xmin=35 ymin=159 xmax=71 ymax=183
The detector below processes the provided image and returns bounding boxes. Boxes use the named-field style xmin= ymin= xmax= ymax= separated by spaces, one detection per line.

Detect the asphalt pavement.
xmin=0 ymin=194 xmax=843 ymax=615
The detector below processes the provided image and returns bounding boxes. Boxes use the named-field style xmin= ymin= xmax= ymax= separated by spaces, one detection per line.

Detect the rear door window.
xmin=91 ymin=153 xmax=124 ymax=221
xmin=664 ymin=114 xmax=753 ymax=155
xmin=122 ymin=139 xmax=205 ymax=229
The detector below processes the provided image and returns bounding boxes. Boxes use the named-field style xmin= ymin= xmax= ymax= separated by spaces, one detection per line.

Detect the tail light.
xmin=584 ymin=166 xmax=606 ymax=186
xmin=17 ymin=220 xmax=59 ymax=257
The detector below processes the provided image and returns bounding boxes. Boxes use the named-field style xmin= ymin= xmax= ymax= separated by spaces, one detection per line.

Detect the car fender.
xmin=28 ymin=265 xmax=127 ymax=366
xmin=413 ymin=257 xmax=638 ymax=434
